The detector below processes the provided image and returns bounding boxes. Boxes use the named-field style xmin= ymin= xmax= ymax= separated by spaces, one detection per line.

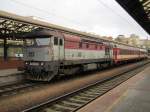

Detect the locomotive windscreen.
xmin=25 ymin=38 xmax=51 ymax=46
xmin=23 ymin=37 xmax=53 ymax=61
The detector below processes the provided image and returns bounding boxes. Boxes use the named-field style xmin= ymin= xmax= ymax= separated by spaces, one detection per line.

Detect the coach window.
xmin=79 ymin=42 xmax=82 ymax=48
xmin=95 ymin=44 xmax=97 ymax=49
xmin=59 ymin=39 xmax=63 ymax=46
xmin=54 ymin=37 xmax=58 ymax=45
xmin=86 ymin=43 xmax=89 ymax=48
xmin=99 ymin=45 xmax=102 ymax=50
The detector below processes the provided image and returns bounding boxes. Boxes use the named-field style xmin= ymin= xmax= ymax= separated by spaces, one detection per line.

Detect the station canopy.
xmin=116 ymin=0 xmax=150 ymax=34
xmin=0 ymin=11 xmax=104 ymax=40
xmin=0 ymin=11 xmax=42 ymax=39
xmin=0 ymin=10 xmax=114 ymax=43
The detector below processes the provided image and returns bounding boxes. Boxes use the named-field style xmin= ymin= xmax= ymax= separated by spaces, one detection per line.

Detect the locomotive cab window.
xmin=59 ymin=39 xmax=63 ymax=46
xmin=54 ymin=37 xmax=58 ymax=45
xmin=24 ymin=38 xmax=50 ymax=46
xmin=105 ymin=47 xmax=110 ymax=55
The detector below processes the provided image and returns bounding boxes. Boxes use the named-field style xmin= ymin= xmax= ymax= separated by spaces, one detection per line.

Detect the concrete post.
xmin=3 ymin=38 xmax=8 ymax=61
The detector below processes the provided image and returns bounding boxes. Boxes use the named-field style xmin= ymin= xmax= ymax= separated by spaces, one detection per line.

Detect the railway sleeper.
xmin=84 ymin=91 xmax=102 ymax=95
xmin=75 ymin=95 xmax=94 ymax=100
xmin=44 ymin=108 xmax=60 ymax=112
xmin=62 ymin=101 xmax=83 ymax=107
xmin=58 ymin=102 xmax=79 ymax=108
xmin=88 ymin=88 xmax=109 ymax=92
xmin=73 ymin=96 xmax=93 ymax=101
xmin=48 ymin=105 xmax=72 ymax=112
xmin=53 ymin=104 xmax=76 ymax=111
xmin=79 ymin=93 xmax=98 ymax=98
xmin=65 ymin=99 xmax=86 ymax=104
xmin=68 ymin=98 xmax=88 ymax=103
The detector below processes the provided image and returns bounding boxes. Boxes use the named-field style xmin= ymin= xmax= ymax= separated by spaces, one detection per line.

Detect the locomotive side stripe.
xmin=64 ymin=49 xmax=112 ymax=60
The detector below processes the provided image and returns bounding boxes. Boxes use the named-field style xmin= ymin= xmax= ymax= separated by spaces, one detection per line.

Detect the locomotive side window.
xmin=54 ymin=37 xmax=58 ymax=45
xmin=105 ymin=47 xmax=110 ymax=55
xmin=59 ymin=39 xmax=63 ymax=46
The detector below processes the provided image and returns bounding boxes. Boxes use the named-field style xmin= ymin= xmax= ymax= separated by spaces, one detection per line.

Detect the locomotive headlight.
xmin=41 ymin=62 xmax=44 ymax=66
xmin=25 ymin=62 xmax=28 ymax=65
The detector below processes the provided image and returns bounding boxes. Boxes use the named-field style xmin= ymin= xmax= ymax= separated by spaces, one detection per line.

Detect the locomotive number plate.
xmin=30 ymin=62 xmax=39 ymax=66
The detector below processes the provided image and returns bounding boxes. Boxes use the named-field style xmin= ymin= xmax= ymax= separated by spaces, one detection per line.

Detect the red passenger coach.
xmin=112 ymin=43 xmax=147 ymax=64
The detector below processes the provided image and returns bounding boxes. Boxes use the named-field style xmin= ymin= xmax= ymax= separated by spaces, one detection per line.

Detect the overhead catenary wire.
xmin=97 ymin=0 xmax=132 ymax=26
xmin=11 ymin=0 xmax=83 ymax=27
xmin=97 ymin=0 xmax=149 ymax=37
xmin=7 ymin=0 xmax=149 ymax=38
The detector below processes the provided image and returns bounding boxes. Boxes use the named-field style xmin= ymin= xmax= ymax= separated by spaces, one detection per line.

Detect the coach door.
xmin=53 ymin=37 xmax=64 ymax=61
xmin=58 ymin=38 xmax=64 ymax=60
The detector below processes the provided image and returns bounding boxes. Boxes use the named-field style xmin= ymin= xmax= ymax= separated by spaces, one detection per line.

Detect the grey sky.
xmin=0 ymin=0 xmax=149 ymax=38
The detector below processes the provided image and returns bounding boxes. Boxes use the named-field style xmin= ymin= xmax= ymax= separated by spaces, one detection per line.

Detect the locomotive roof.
xmin=0 ymin=10 xmax=146 ymax=50
xmin=23 ymin=28 xmax=63 ymax=38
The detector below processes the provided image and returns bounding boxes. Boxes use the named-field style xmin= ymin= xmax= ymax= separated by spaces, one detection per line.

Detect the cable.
xmin=97 ymin=0 xmax=149 ymax=37
xmin=97 ymin=0 xmax=135 ymax=26
xmin=11 ymin=0 xmax=83 ymax=27
xmin=8 ymin=0 xmax=149 ymax=37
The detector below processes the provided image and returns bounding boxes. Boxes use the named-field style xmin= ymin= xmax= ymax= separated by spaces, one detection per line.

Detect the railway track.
xmin=0 ymin=72 xmax=24 ymax=87
xmin=0 ymin=81 xmax=42 ymax=97
xmin=24 ymin=62 xmax=149 ymax=112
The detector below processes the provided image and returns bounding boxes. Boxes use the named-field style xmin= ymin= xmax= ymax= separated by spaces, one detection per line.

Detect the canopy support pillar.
xmin=3 ymin=38 xmax=8 ymax=61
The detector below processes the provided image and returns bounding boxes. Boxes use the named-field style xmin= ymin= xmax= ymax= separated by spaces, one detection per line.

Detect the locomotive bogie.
xmin=24 ymin=61 xmax=59 ymax=81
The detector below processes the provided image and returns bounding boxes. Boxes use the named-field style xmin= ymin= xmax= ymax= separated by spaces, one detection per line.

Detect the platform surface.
xmin=77 ymin=65 xmax=150 ymax=112
xmin=110 ymin=68 xmax=150 ymax=112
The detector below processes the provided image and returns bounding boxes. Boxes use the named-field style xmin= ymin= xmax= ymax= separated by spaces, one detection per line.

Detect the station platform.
xmin=77 ymin=65 xmax=150 ymax=112
xmin=0 ymin=58 xmax=24 ymax=86
xmin=0 ymin=58 xmax=23 ymax=70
